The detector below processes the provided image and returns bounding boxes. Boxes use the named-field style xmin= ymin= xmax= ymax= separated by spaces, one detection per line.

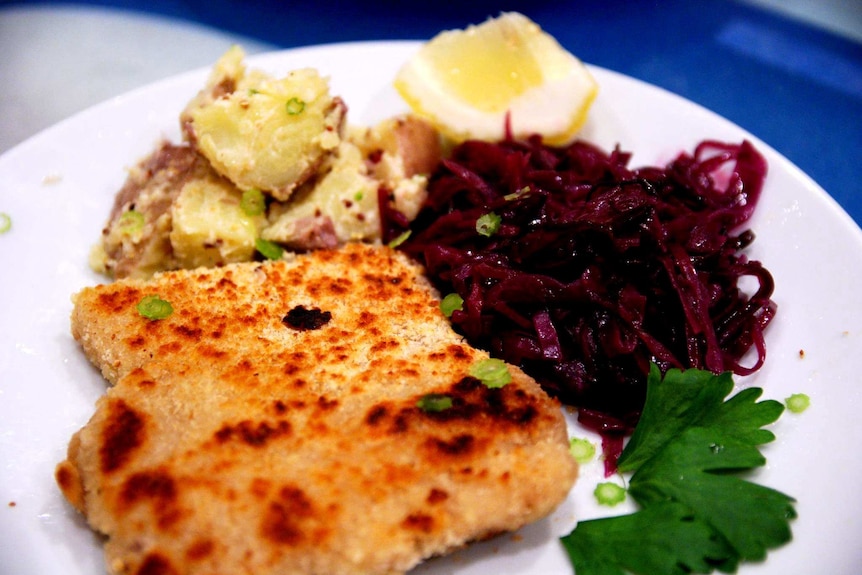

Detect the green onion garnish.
xmin=255 ymin=238 xmax=284 ymax=260
xmin=137 ymin=295 xmax=173 ymax=320
xmin=476 ymin=212 xmax=501 ymax=237
xmin=785 ymin=393 xmax=811 ymax=414
xmin=504 ymin=186 xmax=531 ymax=201
xmin=568 ymin=437 xmax=597 ymax=464
xmin=0 ymin=212 xmax=11 ymax=234
xmin=387 ymin=230 xmax=411 ymax=249
xmin=354 ymin=191 xmax=364 ymax=201
xmin=416 ymin=393 xmax=453 ymax=412
xmin=241 ymin=188 xmax=265 ymax=216
xmin=118 ymin=210 xmax=145 ymax=235
xmin=286 ymin=97 xmax=306 ymax=115
xmin=440 ymin=293 xmax=464 ymax=317
xmin=469 ymin=358 xmax=511 ymax=388
xmin=594 ymin=482 xmax=627 ymax=506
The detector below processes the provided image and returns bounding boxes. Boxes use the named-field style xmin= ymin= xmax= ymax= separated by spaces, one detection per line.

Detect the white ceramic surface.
xmin=1 ymin=41 xmax=860 ymax=574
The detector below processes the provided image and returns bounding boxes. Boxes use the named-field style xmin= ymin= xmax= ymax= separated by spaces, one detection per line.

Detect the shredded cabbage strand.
xmin=388 ymin=136 xmax=775 ymax=437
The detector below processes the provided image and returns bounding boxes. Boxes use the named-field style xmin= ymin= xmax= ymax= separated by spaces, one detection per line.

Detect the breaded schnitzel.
xmin=56 ymin=243 xmax=576 ymax=575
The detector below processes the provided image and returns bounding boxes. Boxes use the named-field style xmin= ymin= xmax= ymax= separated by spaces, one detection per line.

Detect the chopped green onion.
xmin=387 ymin=230 xmax=411 ymax=249
xmin=569 ymin=437 xmax=597 ymax=464
xmin=504 ymin=186 xmax=531 ymax=201
xmin=354 ymin=191 xmax=364 ymax=201
xmin=137 ymin=295 xmax=173 ymax=320
xmin=0 ymin=212 xmax=11 ymax=234
xmin=417 ymin=393 xmax=453 ymax=412
xmin=118 ymin=210 xmax=145 ymax=235
xmin=255 ymin=238 xmax=284 ymax=260
xmin=469 ymin=358 xmax=511 ymax=388
xmin=286 ymin=97 xmax=306 ymax=115
xmin=440 ymin=293 xmax=464 ymax=317
xmin=785 ymin=393 xmax=811 ymax=414
xmin=594 ymin=482 xmax=627 ymax=506
xmin=476 ymin=212 xmax=501 ymax=237
xmin=248 ymin=88 xmax=260 ymax=96
xmin=241 ymin=188 xmax=266 ymax=216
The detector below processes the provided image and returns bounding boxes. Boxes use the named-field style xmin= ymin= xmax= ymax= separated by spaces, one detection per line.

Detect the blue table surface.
xmin=4 ymin=0 xmax=862 ymax=228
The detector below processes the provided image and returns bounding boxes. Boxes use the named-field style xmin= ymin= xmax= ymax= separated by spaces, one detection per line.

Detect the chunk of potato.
xmin=97 ymin=142 xmax=207 ymax=279
xmin=186 ymin=47 xmax=345 ymax=201
xmin=170 ymin=175 xmax=267 ymax=269
xmin=262 ymin=141 xmax=379 ymax=249
xmin=180 ymin=45 xmax=246 ymax=127
xmin=350 ymin=115 xmax=442 ymax=221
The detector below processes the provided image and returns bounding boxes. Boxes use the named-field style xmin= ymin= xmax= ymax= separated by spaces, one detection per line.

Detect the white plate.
xmin=1 ymin=41 xmax=861 ymax=575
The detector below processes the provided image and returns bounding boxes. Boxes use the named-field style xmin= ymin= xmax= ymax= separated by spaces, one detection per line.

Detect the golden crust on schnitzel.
xmin=57 ymin=243 xmax=576 ymax=575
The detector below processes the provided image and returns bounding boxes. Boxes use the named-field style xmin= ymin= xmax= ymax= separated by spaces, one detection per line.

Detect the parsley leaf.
xmin=562 ymin=502 xmax=735 ymax=575
xmin=560 ymin=364 xmax=796 ymax=575
xmin=618 ymin=364 xmax=783 ymax=472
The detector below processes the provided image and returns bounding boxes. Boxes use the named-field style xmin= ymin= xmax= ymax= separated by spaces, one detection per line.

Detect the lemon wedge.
xmin=394 ymin=12 xmax=598 ymax=145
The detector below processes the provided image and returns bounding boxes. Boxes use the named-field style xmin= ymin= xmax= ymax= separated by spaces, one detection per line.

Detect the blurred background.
xmin=1 ymin=0 xmax=860 ymax=221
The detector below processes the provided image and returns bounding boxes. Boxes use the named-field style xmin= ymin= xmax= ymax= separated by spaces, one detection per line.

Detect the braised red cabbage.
xmin=385 ymin=136 xmax=775 ymax=437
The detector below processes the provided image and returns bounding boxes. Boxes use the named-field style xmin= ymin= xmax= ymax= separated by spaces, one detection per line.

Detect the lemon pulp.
xmin=431 ymin=22 xmax=545 ymax=113
xmin=394 ymin=12 xmax=598 ymax=144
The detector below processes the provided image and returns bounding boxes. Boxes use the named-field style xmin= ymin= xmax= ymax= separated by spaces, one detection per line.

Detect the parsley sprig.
xmin=561 ymin=364 xmax=796 ymax=575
